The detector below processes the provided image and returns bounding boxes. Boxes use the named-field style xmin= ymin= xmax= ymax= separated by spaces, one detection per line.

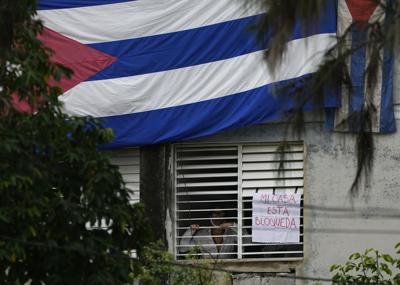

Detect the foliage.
xmin=0 ymin=1 xmax=152 ymax=284
xmin=250 ymin=0 xmax=400 ymax=194
xmin=135 ymin=242 xmax=217 ymax=285
xmin=330 ymin=244 xmax=400 ymax=285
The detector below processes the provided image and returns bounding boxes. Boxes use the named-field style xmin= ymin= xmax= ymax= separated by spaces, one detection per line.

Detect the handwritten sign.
xmin=252 ymin=193 xmax=301 ymax=243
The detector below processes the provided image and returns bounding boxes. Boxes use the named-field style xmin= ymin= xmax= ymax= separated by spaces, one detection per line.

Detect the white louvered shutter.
xmin=175 ymin=143 xmax=304 ymax=260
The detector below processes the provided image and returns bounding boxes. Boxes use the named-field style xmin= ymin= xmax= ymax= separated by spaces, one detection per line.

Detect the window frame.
xmin=173 ymin=142 xmax=305 ymax=262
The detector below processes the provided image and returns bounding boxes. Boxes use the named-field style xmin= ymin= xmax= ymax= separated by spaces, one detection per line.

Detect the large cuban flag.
xmin=37 ymin=0 xmax=338 ymax=148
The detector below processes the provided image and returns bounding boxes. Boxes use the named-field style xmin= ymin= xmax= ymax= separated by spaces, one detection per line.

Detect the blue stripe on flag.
xmin=349 ymin=27 xmax=367 ymax=115
xmin=379 ymin=0 xmax=396 ymax=133
xmin=379 ymin=33 xmax=396 ymax=133
xmin=100 ymin=75 xmax=339 ymax=148
xmin=88 ymin=16 xmax=262 ymax=80
xmin=38 ymin=0 xmax=135 ymax=10
xmin=88 ymin=13 xmax=336 ymax=80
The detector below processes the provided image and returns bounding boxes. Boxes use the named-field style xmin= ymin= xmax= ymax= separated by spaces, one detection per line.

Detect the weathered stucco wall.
xmin=172 ymin=53 xmax=400 ymax=284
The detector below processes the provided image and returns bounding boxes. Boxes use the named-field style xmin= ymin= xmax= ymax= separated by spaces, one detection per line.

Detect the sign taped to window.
xmin=252 ymin=192 xmax=301 ymax=243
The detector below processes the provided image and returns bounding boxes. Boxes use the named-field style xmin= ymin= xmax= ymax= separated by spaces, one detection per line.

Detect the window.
xmin=174 ymin=143 xmax=304 ymax=260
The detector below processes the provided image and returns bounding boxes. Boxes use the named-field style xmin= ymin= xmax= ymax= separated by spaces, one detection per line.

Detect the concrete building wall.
xmin=183 ymin=119 xmax=399 ymax=284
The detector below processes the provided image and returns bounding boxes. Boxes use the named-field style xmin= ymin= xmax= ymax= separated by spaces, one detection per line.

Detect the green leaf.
xmin=381 ymin=264 xmax=392 ymax=276
xmin=28 ymin=226 xmax=37 ymax=237
xmin=330 ymin=264 xmax=339 ymax=272
xmin=382 ymin=254 xmax=394 ymax=264
xmin=350 ymin=253 xmax=361 ymax=260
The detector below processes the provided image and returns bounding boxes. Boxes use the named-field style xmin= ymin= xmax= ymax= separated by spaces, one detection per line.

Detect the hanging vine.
xmin=249 ymin=0 xmax=399 ymax=195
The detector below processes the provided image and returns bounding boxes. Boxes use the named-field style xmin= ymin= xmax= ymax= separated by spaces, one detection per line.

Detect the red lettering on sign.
xmin=254 ymin=216 xmax=298 ymax=229
xmin=283 ymin=206 xmax=289 ymax=216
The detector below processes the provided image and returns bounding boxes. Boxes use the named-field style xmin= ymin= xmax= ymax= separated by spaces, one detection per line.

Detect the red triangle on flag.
xmin=345 ymin=0 xmax=379 ymax=23
xmin=38 ymin=27 xmax=116 ymax=93
xmin=13 ymin=27 xmax=116 ymax=113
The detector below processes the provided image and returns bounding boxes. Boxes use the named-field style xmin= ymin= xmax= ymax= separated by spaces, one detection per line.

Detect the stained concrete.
xmin=233 ymin=274 xmax=295 ymax=285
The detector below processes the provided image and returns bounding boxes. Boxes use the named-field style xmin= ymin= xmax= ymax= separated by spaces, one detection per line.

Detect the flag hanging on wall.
xmin=327 ymin=0 xmax=396 ymax=133
xmin=37 ymin=0 xmax=338 ymax=148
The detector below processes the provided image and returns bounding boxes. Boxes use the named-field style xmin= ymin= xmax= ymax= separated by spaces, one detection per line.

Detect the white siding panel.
xmin=118 ymin=165 xmax=140 ymax=175
xmin=111 ymin=148 xmax=140 ymax=157
xmin=86 ymin=147 xmax=140 ymax=230
xmin=123 ymin=174 xmax=140 ymax=183
xmin=126 ymin=182 xmax=140 ymax=190
xmin=109 ymin=156 xmax=140 ymax=166
xmin=109 ymin=147 xmax=140 ymax=204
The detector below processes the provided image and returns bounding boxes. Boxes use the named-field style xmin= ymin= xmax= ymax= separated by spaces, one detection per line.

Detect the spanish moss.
xmin=250 ymin=0 xmax=399 ymax=195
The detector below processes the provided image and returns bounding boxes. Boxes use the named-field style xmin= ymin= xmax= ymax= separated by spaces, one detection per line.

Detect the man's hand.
xmin=190 ymin=224 xmax=200 ymax=230
xmin=219 ymin=222 xmax=234 ymax=229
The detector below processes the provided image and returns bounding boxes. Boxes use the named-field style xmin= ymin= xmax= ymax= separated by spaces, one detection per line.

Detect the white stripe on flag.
xmin=38 ymin=0 xmax=263 ymax=44
xmin=60 ymin=33 xmax=336 ymax=117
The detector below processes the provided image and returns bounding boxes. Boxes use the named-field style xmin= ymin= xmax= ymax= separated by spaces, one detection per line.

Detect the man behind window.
xmin=179 ymin=210 xmax=249 ymax=259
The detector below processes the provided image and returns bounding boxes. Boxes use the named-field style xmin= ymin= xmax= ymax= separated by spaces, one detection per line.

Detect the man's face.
xmin=211 ymin=211 xmax=224 ymax=226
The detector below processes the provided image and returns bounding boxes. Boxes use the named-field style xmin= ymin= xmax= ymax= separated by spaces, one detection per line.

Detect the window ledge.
xmin=176 ymin=258 xmax=303 ymax=273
